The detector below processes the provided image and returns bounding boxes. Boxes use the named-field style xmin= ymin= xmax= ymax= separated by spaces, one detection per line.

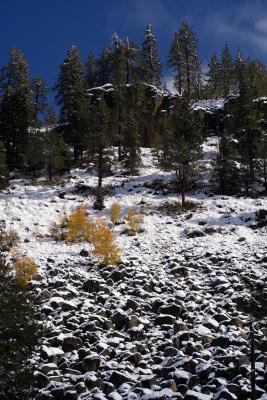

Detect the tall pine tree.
xmin=141 ymin=24 xmax=162 ymax=86
xmin=55 ymin=45 xmax=87 ymax=162
xmin=168 ymin=21 xmax=201 ymax=97
xmin=0 ymin=47 xmax=34 ymax=168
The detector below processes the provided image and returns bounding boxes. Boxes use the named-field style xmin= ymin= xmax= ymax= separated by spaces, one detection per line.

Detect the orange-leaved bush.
xmin=125 ymin=207 xmax=143 ymax=236
xmin=110 ymin=202 xmax=122 ymax=224
xmin=93 ymin=218 xmax=121 ymax=266
xmin=66 ymin=205 xmax=95 ymax=243
xmin=13 ymin=257 xmax=38 ymax=287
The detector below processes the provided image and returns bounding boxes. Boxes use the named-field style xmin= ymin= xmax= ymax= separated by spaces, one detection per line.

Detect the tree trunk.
xmin=176 ymin=167 xmax=186 ymax=207
xmin=185 ymin=49 xmax=191 ymax=96
xmin=118 ymin=104 xmax=122 ymax=161
xmin=73 ymin=145 xmax=79 ymax=164
xmin=98 ymin=149 xmax=103 ymax=189
xmin=263 ymin=158 xmax=267 ymax=192
xmin=48 ymin=162 xmax=52 ymax=181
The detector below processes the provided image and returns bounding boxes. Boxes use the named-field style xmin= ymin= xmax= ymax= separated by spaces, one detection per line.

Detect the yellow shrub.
xmin=66 ymin=205 xmax=95 ymax=243
xmin=125 ymin=208 xmax=143 ymax=236
xmin=93 ymin=218 xmax=121 ymax=266
xmin=110 ymin=202 xmax=122 ymax=224
xmin=13 ymin=257 xmax=38 ymax=287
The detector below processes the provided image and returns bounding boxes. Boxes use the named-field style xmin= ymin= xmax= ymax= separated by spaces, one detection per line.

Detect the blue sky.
xmin=1 ymin=0 xmax=267 ymax=97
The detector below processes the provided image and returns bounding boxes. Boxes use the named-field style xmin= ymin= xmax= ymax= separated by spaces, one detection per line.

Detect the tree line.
xmin=0 ymin=21 xmax=267 ymax=205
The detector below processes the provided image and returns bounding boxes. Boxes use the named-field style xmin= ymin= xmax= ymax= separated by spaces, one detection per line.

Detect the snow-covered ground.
xmin=0 ymin=137 xmax=266 ymax=400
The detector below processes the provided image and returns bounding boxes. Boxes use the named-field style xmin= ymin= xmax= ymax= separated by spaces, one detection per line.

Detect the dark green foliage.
xmin=168 ymin=21 xmax=201 ymax=97
xmin=123 ymin=109 xmax=141 ymax=175
xmin=55 ymin=45 xmax=88 ymax=162
xmin=141 ymin=24 xmax=162 ymax=86
xmin=159 ymin=94 xmax=203 ymax=205
xmin=96 ymin=45 xmax=113 ymax=86
xmin=234 ymin=64 xmax=262 ymax=183
xmin=89 ymin=95 xmax=112 ymax=207
xmin=44 ymin=107 xmax=70 ymax=180
xmin=0 ymin=143 xmax=8 ymax=190
xmin=0 ymin=47 xmax=34 ymax=168
xmin=215 ymin=128 xmax=241 ymax=195
xmin=0 ymin=257 xmax=41 ymax=400
xmin=220 ymin=43 xmax=235 ymax=96
xmin=206 ymin=53 xmax=221 ymax=98
xmin=84 ymin=51 xmax=97 ymax=90
xmin=31 ymin=76 xmax=48 ymax=126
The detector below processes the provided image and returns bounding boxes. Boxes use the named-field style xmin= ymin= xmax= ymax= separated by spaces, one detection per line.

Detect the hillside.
xmin=0 ymin=136 xmax=266 ymax=400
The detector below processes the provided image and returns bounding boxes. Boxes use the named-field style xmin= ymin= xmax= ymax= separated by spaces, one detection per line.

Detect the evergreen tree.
xmin=141 ymin=24 xmax=162 ymax=86
xmin=0 ymin=257 xmax=41 ymax=399
xmin=0 ymin=143 xmax=8 ymax=190
xmin=206 ymin=52 xmax=221 ymax=98
xmin=168 ymin=21 xmax=201 ymax=97
xmin=89 ymin=95 xmax=112 ymax=209
xmin=159 ymin=94 xmax=202 ymax=205
xmin=234 ymin=64 xmax=261 ymax=183
xmin=0 ymin=47 xmax=34 ymax=168
xmin=44 ymin=107 xmax=69 ymax=181
xmin=220 ymin=43 xmax=235 ymax=97
xmin=31 ymin=76 xmax=47 ymax=126
xmin=96 ymin=45 xmax=113 ymax=86
xmin=215 ymin=126 xmax=241 ymax=194
xmin=24 ymin=128 xmax=45 ymax=177
xmin=55 ymin=45 xmax=87 ymax=162
xmin=123 ymin=108 xmax=141 ymax=175
xmin=84 ymin=51 xmax=97 ymax=90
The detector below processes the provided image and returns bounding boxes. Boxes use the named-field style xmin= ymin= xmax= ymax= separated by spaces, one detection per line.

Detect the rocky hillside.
xmin=0 ymin=137 xmax=266 ymax=400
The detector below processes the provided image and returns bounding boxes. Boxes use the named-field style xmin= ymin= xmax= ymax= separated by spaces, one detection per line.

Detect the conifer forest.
xmin=0 ymin=10 xmax=266 ymax=400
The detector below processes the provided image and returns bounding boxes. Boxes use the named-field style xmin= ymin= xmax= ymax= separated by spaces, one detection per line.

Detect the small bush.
xmin=158 ymin=200 xmax=198 ymax=215
xmin=125 ymin=208 xmax=143 ymax=236
xmin=0 ymin=221 xmax=20 ymax=251
xmin=50 ymin=212 xmax=69 ymax=241
xmin=13 ymin=257 xmax=38 ymax=287
xmin=110 ymin=202 xmax=122 ymax=224
xmin=93 ymin=218 xmax=121 ymax=265
xmin=66 ymin=205 xmax=95 ymax=243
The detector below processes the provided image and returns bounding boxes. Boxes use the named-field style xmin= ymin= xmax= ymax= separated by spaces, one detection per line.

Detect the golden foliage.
xmin=125 ymin=208 xmax=143 ymax=236
xmin=66 ymin=205 xmax=95 ymax=243
xmin=13 ymin=257 xmax=38 ymax=287
xmin=93 ymin=218 xmax=121 ymax=266
xmin=110 ymin=202 xmax=122 ymax=224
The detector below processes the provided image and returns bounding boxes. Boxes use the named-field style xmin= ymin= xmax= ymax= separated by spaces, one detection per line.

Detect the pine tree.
xmin=31 ymin=76 xmax=47 ymax=126
xmin=0 ymin=47 xmax=34 ymax=168
xmin=168 ymin=21 xmax=201 ymax=97
xmin=55 ymin=45 xmax=87 ymax=162
xmin=123 ymin=108 xmax=141 ymax=175
xmin=0 ymin=143 xmax=8 ymax=190
xmin=215 ymin=126 xmax=241 ymax=194
xmin=44 ymin=107 xmax=69 ymax=180
xmin=24 ymin=128 xmax=45 ymax=177
xmin=206 ymin=52 xmax=221 ymax=98
xmin=141 ymin=24 xmax=162 ymax=86
xmin=159 ymin=94 xmax=203 ymax=205
xmin=89 ymin=95 xmax=112 ymax=209
xmin=96 ymin=45 xmax=113 ymax=86
xmin=84 ymin=51 xmax=97 ymax=90
xmin=0 ymin=257 xmax=41 ymax=399
xmin=220 ymin=43 xmax=235 ymax=97
xmin=234 ymin=64 xmax=261 ymax=183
